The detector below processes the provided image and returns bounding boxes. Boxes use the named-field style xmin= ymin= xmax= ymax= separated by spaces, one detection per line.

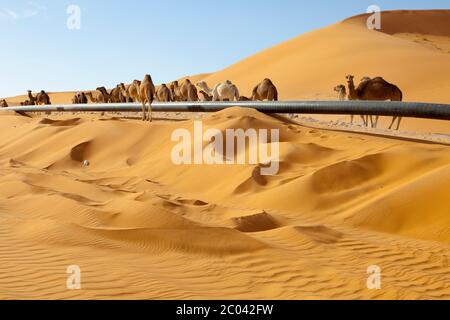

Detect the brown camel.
xmin=0 ymin=99 xmax=8 ymax=108
xmin=35 ymin=90 xmax=51 ymax=105
xmin=169 ymin=81 xmax=181 ymax=101
xmin=27 ymin=90 xmax=37 ymax=105
xmin=179 ymin=79 xmax=198 ymax=102
xmin=126 ymin=80 xmax=141 ymax=103
xmin=199 ymin=90 xmax=212 ymax=101
xmin=138 ymin=74 xmax=156 ymax=122
xmin=346 ymin=75 xmax=403 ymax=130
xmin=110 ymin=85 xmax=123 ymax=103
xmin=252 ymin=79 xmax=278 ymax=101
xmin=96 ymin=87 xmax=112 ymax=103
xmin=118 ymin=83 xmax=133 ymax=102
xmin=156 ymin=84 xmax=172 ymax=102
xmin=72 ymin=94 xmax=79 ymax=104
xmin=85 ymin=91 xmax=101 ymax=103
xmin=334 ymin=84 xmax=362 ymax=124
xmin=78 ymin=92 xmax=88 ymax=104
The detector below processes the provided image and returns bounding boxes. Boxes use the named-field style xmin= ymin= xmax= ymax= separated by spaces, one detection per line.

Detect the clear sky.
xmin=1 ymin=0 xmax=449 ymax=97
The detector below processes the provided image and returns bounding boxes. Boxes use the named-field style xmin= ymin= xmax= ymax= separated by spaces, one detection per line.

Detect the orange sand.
xmin=0 ymin=10 xmax=449 ymax=300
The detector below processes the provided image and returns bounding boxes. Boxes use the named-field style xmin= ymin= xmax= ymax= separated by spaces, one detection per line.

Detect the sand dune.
xmin=0 ymin=107 xmax=449 ymax=299
xmin=0 ymin=10 xmax=449 ymax=300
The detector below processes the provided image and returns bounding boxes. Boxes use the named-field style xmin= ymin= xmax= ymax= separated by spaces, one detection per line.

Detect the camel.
xmin=118 ymin=83 xmax=133 ymax=103
xmin=138 ymin=74 xmax=156 ymax=121
xmin=35 ymin=90 xmax=51 ymax=105
xmin=156 ymin=84 xmax=172 ymax=102
xmin=179 ymin=79 xmax=199 ymax=102
xmin=334 ymin=85 xmax=347 ymax=101
xmin=0 ymin=99 xmax=8 ymax=108
xmin=252 ymin=79 xmax=278 ymax=101
xmin=96 ymin=87 xmax=112 ymax=103
xmin=78 ymin=92 xmax=88 ymax=104
xmin=110 ymin=85 xmax=123 ymax=103
xmin=85 ymin=91 xmax=101 ymax=103
xmin=199 ymin=90 xmax=212 ymax=101
xmin=125 ymin=80 xmax=141 ymax=103
xmin=346 ymin=75 xmax=403 ymax=130
xmin=22 ymin=100 xmax=35 ymax=106
xmin=197 ymin=80 xmax=240 ymax=102
xmin=72 ymin=94 xmax=79 ymax=104
xmin=169 ymin=81 xmax=182 ymax=101
xmin=335 ymin=84 xmax=361 ymax=124
xmin=27 ymin=90 xmax=37 ymax=105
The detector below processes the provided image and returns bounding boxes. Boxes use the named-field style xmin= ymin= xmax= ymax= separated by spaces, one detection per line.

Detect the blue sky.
xmin=0 ymin=0 xmax=449 ymax=97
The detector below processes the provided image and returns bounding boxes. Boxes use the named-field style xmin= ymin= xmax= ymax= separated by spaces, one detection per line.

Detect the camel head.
xmin=345 ymin=75 xmax=354 ymax=82
xmin=334 ymin=85 xmax=346 ymax=93
xmin=184 ymin=79 xmax=191 ymax=84
xmin=144 ymin=74 xmax=153 ymax=82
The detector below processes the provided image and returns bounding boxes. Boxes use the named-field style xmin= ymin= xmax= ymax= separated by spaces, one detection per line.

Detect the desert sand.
xmin=0 ymin=10 xmax=449 ymax=300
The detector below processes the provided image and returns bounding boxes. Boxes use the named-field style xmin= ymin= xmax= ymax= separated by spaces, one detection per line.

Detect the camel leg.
xmin=388 ymin=117 xmax=397 ymax=130
xmin=350 ymin=115 xmax=354 ymax=124
xmin=147 ymin=101 xmax=153 ymax=122
xmin=396 ymin=117 xmax=402 ymax=131
xmin=141 ymin=102 xmax=146 ymax=121
xmin=361 ymin=115 xmax=367 ymax=127
xmin=372 ymin=116 xmax=379 ymax=128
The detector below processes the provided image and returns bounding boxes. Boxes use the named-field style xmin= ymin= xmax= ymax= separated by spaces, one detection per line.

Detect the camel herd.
xmin=14 ymin=90 xmax=52 ymax=106
xmin=335 ymin=75 xmax=403 ymax=130
xmin=2 ymin=74 xmax=404 ymax=130
xmin=70 ymin=76 xmax=279 ymax=121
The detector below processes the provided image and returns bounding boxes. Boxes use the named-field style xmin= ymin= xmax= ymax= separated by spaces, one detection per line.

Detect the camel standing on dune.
xmin=35 ymin=90 xmax=51 ymax=105
xmin=96 ymin=87 xmax=112 ymax=103
xmin=197 ymin=80 xmax=240 ymax=102
xmin=156 ymin=84 xmax=172 ymax=102
xmin=27 ymin=90 xmax=37 ymax=105
xmin=78 ymin=92 xmax=88 ymax=104
xmin=252 ymin=79 xmax=278 ymax=101
xmin=126 ymin=80 xmax=141 ymax=103
xmin=334 ymin=84 xmax=361 ymax=124
xmin=170 ymin=81 xmax=181 ymax=102
xmin=334 ymin=85 xmax=347 ymax=101
xmin=139 ymin=74 xmax=156 ymax=122
xmin=86 ymin=91 xmax=101 ymax=103
xmin=346 ymin=75 xmax=403 ymax=130
xmin=179 ymin=79 xmax=199 ymax=102
xmin=118 ymin=83 xmax=133 ymax=103
xmin=199 ymin=90 xmax=212 ymax=101
xmin=1 ymin=99 xmax=8 ymax=108
xmin=110 ymin=85 xmax=125 ymax=103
